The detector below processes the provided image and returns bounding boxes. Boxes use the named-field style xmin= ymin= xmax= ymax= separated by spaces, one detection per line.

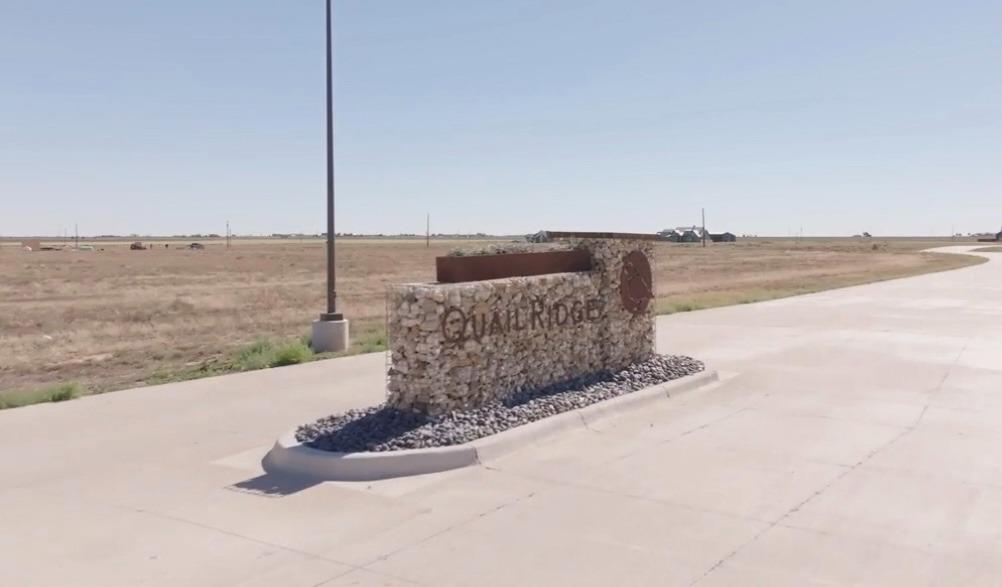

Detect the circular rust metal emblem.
xmin=620 ymin=250 xmax=653 ymax=315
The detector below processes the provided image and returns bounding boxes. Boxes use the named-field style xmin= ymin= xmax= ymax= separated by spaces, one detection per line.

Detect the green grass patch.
xmin=149 ymin=339 xmax=316 ymax=384
xmin=270 ymin=341 xmax=313 ymax=367
xmin=146 ymin=362 xmax=226 ymax=386
xmin=214 ymin=338 xmax=315 ymax=371
xmin=0 ymin=382 xmax=83 ymax=410
xmin=656 ymin=299 xmax=706 ymax=314
xmin=232 ymin=340 xmax=279 ymax=371
xmin=145 ymin=320 xmax=390 ymax=386
xmin=229 ymin=338 xmax=314 ymax=369
xmin=230 ymin=339 xmax=312 ymax=371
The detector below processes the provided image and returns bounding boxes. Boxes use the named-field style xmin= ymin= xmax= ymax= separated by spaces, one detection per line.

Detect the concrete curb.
xmin=262 ymin=432 xmax=478 ymax=482
xmin=476 ymin=369 xmax=720 ymax=462
xmin=262 ymin=369 xmax=719 ymax=482
xmin=576 ymin=368 xmax=718 ymax=427
xmin=471 ymin=409 xmax=587 ymax=463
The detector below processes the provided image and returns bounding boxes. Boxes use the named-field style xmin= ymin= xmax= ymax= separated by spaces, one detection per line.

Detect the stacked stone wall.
xmin=387 ymin=239 xmax=654 ymax=414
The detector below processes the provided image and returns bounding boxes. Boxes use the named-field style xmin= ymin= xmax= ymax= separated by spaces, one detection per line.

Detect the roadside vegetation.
xmin=972 ymin=246 xmax=1002 ymax=253
xmin=145 ymin=322 xmax=388 ymax=386
xmin=0 ymin=382 xmax=83 ymax=410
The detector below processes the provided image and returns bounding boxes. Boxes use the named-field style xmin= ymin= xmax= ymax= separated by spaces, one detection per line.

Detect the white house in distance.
xmin=658 ymin=227 xmax=737 ymax=243
xmin=659 ymin=226 xmax=705 ymax=242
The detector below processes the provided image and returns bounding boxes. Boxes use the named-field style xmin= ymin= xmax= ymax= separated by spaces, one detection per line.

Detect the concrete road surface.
xmin=2 ymin=246 xmax=1001 ymax=586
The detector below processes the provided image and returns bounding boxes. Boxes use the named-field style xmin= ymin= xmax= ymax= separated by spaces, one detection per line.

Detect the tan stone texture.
xmin=387 ymin=239 xmax=655 ymax=414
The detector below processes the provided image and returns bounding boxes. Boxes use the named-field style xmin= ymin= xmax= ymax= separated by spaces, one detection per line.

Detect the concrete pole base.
xmin=311 ymin=318 xmax=349 ymax=353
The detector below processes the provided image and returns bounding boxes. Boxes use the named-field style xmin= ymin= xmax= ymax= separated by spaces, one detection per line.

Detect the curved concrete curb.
xmin=263 ymin=369 xmax=719 ymax=482
xmin=474 ymin=369 xmax=719 ymax=462
xmin=262 ymin=432 xmax=478 ymax=481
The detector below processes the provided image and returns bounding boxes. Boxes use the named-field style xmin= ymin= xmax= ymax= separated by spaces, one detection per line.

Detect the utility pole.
xmin=323 ymin=0 xmax=339 ymax=321
xmin=311 ymin=0 xmax=349 ymax=352
xmin=426 ymin=213 xmax=430 ymax=248
xmin=701 ymin=208 xmax=707 ymax=248
xmin=226 ymin=220 xmax=231 ymax=249
xmin=74 ymin=223 xmax=79 ymax=249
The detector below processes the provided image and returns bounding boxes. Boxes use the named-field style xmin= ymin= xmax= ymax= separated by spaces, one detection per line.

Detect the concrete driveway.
xmin=2 ymin=246 xmax=1000 ymax=586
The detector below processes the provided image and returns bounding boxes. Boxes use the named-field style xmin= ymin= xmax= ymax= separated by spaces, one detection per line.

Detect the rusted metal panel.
xmin=436 ymin=249 xmax=592 ymax=283
xmin=619 ymin=250 xmax=653 ymax=315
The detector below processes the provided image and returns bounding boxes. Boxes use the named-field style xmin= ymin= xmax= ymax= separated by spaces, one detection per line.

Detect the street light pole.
xmin=322 ymin=0 xmax=341 ymax=321
xmin=312 ymin=0 xmax=349 ymax=351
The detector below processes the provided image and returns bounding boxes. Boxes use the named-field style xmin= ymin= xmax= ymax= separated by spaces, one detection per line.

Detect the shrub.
xmin=232 ymin=339 xmax=279 ymax=371
xmin=270 ymin=341 xmax=313 ymax=367
xmin=47 ymin=384 xmax=79 ymax=402
xmin=229 ymin=338 xmax=314 ymax=370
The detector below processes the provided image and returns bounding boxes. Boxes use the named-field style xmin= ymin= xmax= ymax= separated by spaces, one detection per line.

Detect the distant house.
xmin=679 ymin=228 xmax=702 ymax=243
xmin=659 ymin=226 xmax=705 ymax=243
xmin=659 ymin=226 xmax=738 ymax=243
xmin=978 ymin=228 xmax=1002 ymax=243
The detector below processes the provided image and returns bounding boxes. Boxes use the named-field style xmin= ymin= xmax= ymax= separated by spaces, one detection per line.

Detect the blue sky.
xmin=2 ymin=0 xmax=1000 ymax=237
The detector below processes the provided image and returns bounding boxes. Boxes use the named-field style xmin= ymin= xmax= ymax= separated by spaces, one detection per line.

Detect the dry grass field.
xmin=0 ymin=236 xmax=983 ymax=403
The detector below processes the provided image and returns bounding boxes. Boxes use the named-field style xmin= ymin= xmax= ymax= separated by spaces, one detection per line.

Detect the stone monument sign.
xmin=386 ymin=233 xmax=660 ymax=415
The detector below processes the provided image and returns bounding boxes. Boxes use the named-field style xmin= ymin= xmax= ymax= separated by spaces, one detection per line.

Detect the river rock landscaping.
xmin=296 ymin=354 xmax=704 ymax=453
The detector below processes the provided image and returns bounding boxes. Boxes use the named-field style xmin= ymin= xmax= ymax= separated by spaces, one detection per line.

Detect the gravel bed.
xmin=296 ymin=354 xmax=704 ymax=453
